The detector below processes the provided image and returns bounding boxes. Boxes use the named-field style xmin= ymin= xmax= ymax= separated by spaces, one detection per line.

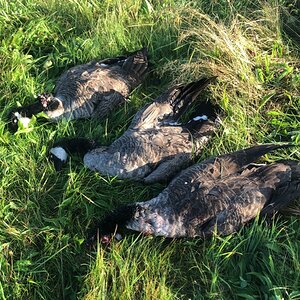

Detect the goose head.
xmin=9 ymin=110 xmax=32 ymax=132
xmin=87 ymin=205 xmax=136 ymax=246
xmin=49 ymin=138 xmax=100 ymax=171
xmin=37 ymin=93 xmax=55 ymax=109
xmin=8 ymin=93 xmax=54 ymax=132
xmin=48 ymin=146 xmax=69 ymax=171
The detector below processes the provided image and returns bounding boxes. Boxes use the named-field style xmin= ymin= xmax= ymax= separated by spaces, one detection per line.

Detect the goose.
xmin=49 ymin=77 xmax=221 ymax=183
xmin=9 ymin=48 xmax=149 ymax=131
xmin=88 ymin=144 xmax=300 ymax=244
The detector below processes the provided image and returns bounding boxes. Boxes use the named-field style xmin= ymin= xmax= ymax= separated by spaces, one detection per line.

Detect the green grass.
xmin=0 ymin=0 xmax=300 ymax=299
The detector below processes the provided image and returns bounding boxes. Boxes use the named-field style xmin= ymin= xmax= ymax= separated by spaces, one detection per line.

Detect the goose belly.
xmin=83 ymin=130 xmax=193 ymax=180
xmin=48 ymin=69 xmax=131 ymax=121
xmin=46 ymin=98 xmax=97 ymax=121
xmin=83 ymin=151 xmax=152 ymax=180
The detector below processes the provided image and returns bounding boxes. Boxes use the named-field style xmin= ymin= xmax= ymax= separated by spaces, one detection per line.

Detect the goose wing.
xmin=102 ymin=126 xmax=193 ymax=177
xmin=142 ymin=119 xmax=218 ymax=184
xmin=143 ymin=152 xmax=192 ymax=184
xmin=53 ymin=61 xmax=130 ymax=101
xmin=199 ymin=160 xmax=300 ymax=236
xmin=171 ymin=144 xmax=294 ymax=182
xmin=129 ymin=78 xmax=215 ymax=130
xmin=127 ymin=174 xmax=265 ymax=237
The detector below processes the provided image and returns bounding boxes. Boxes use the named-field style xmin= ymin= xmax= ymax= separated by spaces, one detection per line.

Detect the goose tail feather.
xmin=261 ymin=160 xmax=300 ymax=215
xmin=184 ymin=99 xmax=221 ymax=132
xmin=122 ymin=47 xmax=149 ymax=79
xmin=164 ymin=77 xmax=217 ymax=121
xmin=228 ymin=144 xmax=296 ymax=168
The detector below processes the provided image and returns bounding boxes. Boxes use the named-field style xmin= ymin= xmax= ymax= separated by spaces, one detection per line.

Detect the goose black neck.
xmin=55 ymin=138 xmax=99 ymax=156
xmin=17 ymin=101 xmax=44 ymax=117
xmin=92 ymin=204 xmax=136 ymax=236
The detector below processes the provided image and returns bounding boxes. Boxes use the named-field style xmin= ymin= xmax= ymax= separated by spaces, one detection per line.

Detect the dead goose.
xmin=89 ymin=144 xmax=300 ymax=243
xmin=49 ymin=77 xmax=221 ymax=183
xmin=9 ymin=48 xmax=149 ymax=131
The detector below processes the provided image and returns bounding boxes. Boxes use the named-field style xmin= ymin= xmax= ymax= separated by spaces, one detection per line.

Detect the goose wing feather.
xmin=173 ymin=144 xmax=294 ymax=181
xmin=54 ymin=61 xmax=131 ymax=104
xmin=143 ymin=152 xmax=192 ymax=184
xmin=260 ymin=160 xmax=300 ymax=215
xmin=91 ymin=90 xmax=126 ymax=119
xmin=129 ymin=78 xmax=215 ymax=130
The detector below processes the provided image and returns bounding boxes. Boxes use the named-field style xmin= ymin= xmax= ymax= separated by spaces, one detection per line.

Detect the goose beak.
xmin=8 ymin=111 xmax=29 ymax=132
xmin=8 ymin=115 xmax=19 ymax=132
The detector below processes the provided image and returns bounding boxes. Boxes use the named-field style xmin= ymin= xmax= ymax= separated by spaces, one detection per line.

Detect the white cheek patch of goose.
xmin=14 ymin=112 xmax=21 ymax=120
xmin=49 ymin=147 xmax=68 ymax=162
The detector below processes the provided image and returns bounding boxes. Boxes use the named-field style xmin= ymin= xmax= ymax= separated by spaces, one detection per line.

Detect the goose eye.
xmin=13 ymin=119 xmax=17 ymax=123
xmin=101 ymin=235 xmax=111 ymax=244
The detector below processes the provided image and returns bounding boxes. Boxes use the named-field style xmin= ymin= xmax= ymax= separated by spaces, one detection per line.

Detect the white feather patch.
xmin=167 ymin=121 xmax=181 ymax=126
xmin=14 ymin=112 xmax=21 ymax=119
xmin=19 ymin=117 xmax=31 ymax=127
xmin=193 ymin=115 xmax=208 ymax=121
xmin=50 ymin=147 xmax=68 ymax=162
xmin=14 ymin=112 xmax=31 ymax=127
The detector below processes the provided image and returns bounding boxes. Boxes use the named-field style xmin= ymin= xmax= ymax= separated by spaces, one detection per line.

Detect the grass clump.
xmin=82 ymin=238 xmax=176 ymax=300
xmin=162 ymin=2 xmax=300 ymax=152
xmin=0 ymin=0 xmax=299 ymax=299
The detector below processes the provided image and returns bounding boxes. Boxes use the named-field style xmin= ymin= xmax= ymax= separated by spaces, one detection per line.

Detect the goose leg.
xmin=92 ymin=91 xmax=126 ymax=119
xmin=143 ymin=153 xmax=192 ymax=184
xmin=198 ymin=208 xmax=243 ymax=237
